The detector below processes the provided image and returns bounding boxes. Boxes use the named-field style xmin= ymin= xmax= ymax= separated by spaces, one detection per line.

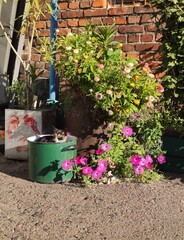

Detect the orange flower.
xmin=134 ymin=75 xmax=139 ymax=81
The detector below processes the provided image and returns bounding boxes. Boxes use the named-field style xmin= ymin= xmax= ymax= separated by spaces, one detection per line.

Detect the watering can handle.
xmin=60 ymin=145 xmax=76 ymax=151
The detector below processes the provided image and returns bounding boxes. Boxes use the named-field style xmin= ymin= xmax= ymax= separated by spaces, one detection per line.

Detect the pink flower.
xmin=99 ymin=64 xmax=104 ymax=69
xmin=145 ymin=154 xmax=153 ymax=163
xmin=96 ymin=148 xmax=104 ymax=155
xmin=101 ymin=143 xmax=111 ymax=152
xmin=131 ymin=113 xmax=138 ymax=119
xmin=131 ymin=155 xmax=141 ymax=165
xmin=82 ymin=166 xmax=93 ymax=175
xmin=134 ymin=165 xmax=144 ymax=175
xmin=97 ymin=159 xmax=108 ymax=172
xmin=92 ymin=170 xmax=102 ymax=179
xmin=139 ymin=158 xmax=147 ymax=166
xmin=80 ymin=157 xmax=88 ymax=165
xmin=157 ymin=85 xmax=164 ymax=92
xmin=146 ymin=163 xmax=154 ymax=170
xmin=157 ymin=155 xmax=166 ymax=164
xmin=74 ymin=156 xmax=81 ymax=165
xmin=123 ymin=126 xmax=133 ymax=137
xmin=96 ymin=165 xmax=107 ymax=173
xmin=62 ymin=160 xmax=73 ymax=170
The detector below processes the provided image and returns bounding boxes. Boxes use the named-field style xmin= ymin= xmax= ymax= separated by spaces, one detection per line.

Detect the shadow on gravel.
xmin=162 ymin=171 xmax=184 ymax=184
xmin=0 ymin=153 xmax=29 ymax=181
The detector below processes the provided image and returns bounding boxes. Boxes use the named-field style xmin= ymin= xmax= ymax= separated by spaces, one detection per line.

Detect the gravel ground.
xmin=0 ymin=154 xmax=184 ymax=240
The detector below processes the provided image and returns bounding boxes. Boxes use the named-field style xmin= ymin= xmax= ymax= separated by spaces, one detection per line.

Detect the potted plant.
xmin=0 ymin=0 xmax=56 ymax=160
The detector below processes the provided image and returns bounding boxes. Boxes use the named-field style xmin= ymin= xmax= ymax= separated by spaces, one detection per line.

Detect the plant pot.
xmin=159 ymin=136 xmax=184 ymax=173
xmin=28 ymin=135 xmax=77 ymax=183
xmin=5 ymin=108 xmax=56 ymax=160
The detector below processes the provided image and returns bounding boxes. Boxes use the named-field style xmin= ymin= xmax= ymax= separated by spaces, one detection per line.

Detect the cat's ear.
xmin=52 ymin=126 xmax=58 ymax=132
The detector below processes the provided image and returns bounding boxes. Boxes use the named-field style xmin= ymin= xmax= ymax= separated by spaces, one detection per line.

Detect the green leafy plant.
xmin=151 ymin=0 xmax=184 ymax=134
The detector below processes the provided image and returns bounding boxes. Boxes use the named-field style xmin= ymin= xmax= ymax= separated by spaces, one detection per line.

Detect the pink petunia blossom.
xmin=145 ymin=154 xmax=153 ymax=163
xmin=82 ymin=166 xmax=93 ymax=175
xmin=146 ymin=163 xmax=154 ymax=170
xmin=123 ymin=126 xmax=133 ymax=137
xmin=80 ymin=157 xmax=88 ymax=165
xmin=97 ymin=159 xmax=108 ymax=172
xmin=139 ymin=158 xmax=148 ymax=166
xmin=62 ymin=160 xmax=73 ymax=170
xmin=101 ymin=143 xmax=111 ymax=152
xmin=74 ymin=156 xmax=81 ymax=165
xmin=131 ymin=155 xmax=141 ymax=165
xmin=92 ymin=170 xmax=102 ymax=179
xmin=96 ymin=165 xmax=107 ymax=173
xmin=157 ymin=155 xmax=166 ymax=164
xmin=96 ymin=148 xmax=104 ymax=155
xmin=134 ymin=165 xmax=144 ymax=175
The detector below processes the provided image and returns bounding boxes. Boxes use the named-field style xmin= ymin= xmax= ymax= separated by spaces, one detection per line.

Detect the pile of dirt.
xmin=0 ymin=154 xmax=184 ymax=240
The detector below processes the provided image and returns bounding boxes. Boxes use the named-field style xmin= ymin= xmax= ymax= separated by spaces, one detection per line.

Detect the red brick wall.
xmin=22 ymin=0 xmax=161 ymax=78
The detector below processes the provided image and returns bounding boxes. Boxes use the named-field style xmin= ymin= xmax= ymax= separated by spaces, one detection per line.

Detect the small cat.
xmin=35 ymin=127 xmax=67 ymax=143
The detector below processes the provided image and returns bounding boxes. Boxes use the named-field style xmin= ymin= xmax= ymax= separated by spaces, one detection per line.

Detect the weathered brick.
xmin=91 ymin=18 xmax=102 ymax=25
xmin=92 ymin=0 xmax=107 ymax=8
xmin=35 ymin=21 xmax=46 ymax=29
xmin=141 ymin=14 xmax=154 ymax=23
xmin=141 ymin=34 xmax=154 ymax=42
xmin=80 ymin=0 xmax=91 ymax=8
xmin=134 ymin=6 xmax=156 ymax=14
xmin=119 ymin=25 xmax=144 ymax=33
xmin=135 ymin=43 xmax=161 ymax=51
xmin=122 ymin=44 xmax=134 ymax=51
xmin=154 ymin=52 xmax=163 ymax=61
xmin=36 ymin=62 xmax=45 ymax=69
xmin=67 ymin=19 xmax=79 ymax=27
xmin=69 ymin=1 xmax=79 ymax=9
xmin=108 ymin=7 xmax=133 ymax=16
xmin=58 ymin=2 xmax=68 ymax=10
xmin=57 ymin=20 xmax=67 ymax=28
xmin=84 ymin=9 xmax=107 ymax=17
xmin=114 ymin=35 xmax=126 ymax=43
xmin=155 ymin=33 xmax=162 ymax=41
xmin=39 ymin=29 xmax=50 ymax=37
xmin=128 ymin=16 xmax=140 ymax=24
xmin=57 ymin=28 xmax=71 ymax=36
xmin=103 ymin=17 xmax=115 ymax=25
xmin=31 ymin=54 xmax=41 ymax=61
xmin=115 ymin=17 xmax=126 ymax=25
xmin=79 ymin=18 xmax=89 ymax=26
xmin=128 ymin=34 xmax=139 ymax=43
xmin=126 ymin=51 xmax=139 ymax=59
xmin=145 ymin=24 xmax=157 ymax=32
xmin=140 ymin=52 xmax=153 ymax=61
xmin=62 ymin=10 xmax=83 ymax=19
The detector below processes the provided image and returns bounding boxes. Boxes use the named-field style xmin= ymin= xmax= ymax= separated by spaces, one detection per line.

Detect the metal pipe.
xmin=49 ymin=0 xmax=58 ymax=100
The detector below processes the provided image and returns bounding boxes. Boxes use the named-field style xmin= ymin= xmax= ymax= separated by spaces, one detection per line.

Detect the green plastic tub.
xmin=28 ymin=135 xmax=77 ymax=183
